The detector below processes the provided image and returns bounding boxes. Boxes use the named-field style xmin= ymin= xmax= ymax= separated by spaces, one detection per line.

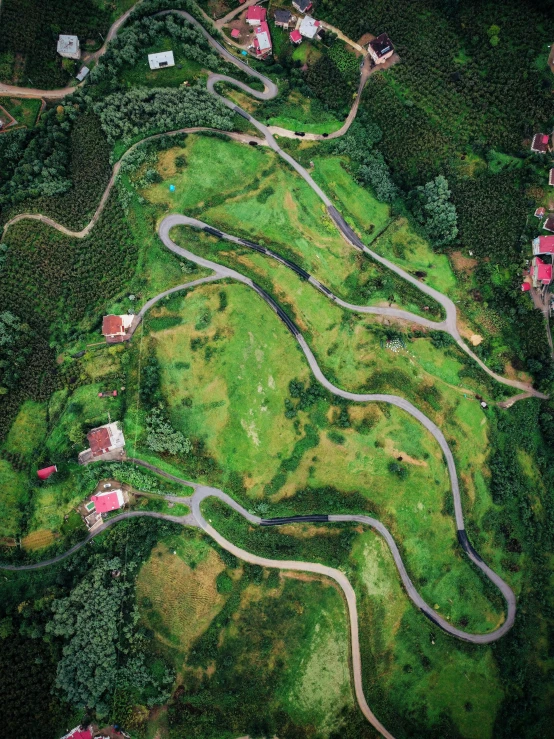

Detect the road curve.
xmin=157 ymin=216 xmax=516 ymax=637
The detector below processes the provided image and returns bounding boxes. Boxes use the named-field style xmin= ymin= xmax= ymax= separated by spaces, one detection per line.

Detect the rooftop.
xmin=274 ymin=9 xmax=292 ymax=23
xmin=531 ymin=133 xmax=550 ymax=153
xmin=293 ymin=0 xmax=313 ymax=11
xmin=148 ymin=51 xmax=175 ymax=69
xmin=57 ymin=35 xmax=79 ymax=55
xmin=290 ymin=29 xmax=302 ymax=43
xmin=91 ymin=489 xmax=125 ymax=514
xmin=533 ymin=235 xmax=554 ymax=254
xmin=299 ymin=15 xmax=320 ymax=39
xmin=253 ymin=22 xmax=272 ymax=54
xmin=369 ymin=33 xmax=394 ymax=58
xmin=246 ymin=5 xmax=267 ymax=21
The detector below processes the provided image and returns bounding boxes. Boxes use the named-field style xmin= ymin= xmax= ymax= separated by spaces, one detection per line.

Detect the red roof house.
xmin=246 ymin=5 xmax=266 ymax=25
xmin=231 ymin=28 xmax=241 ymax=39
xmin=532 ymin=235 xmax=554 ymax=255
xmin=531 ymin=256 xmax=553 ymax=287
xmin=252 ymin=21 xmax=272 ymax=57
xmin=37 ymin=465 xmax=57 ymax=480
xmin=543 ymin=215 xmax=554 ymax=233
xmin=535 ymin=206 xmax=546 ymax=218
xmin=521 ymin=281 xmax=531 ymax=291
xmin=102 ymin=314 xmax=134 ymax=343
xmin=79 ymin=421 xmax=125 ymax=463
xmin=531 ymin=133 xmax=550 ymax=153
xmin=290 ymin=29 xmax=302 ymax=44
xmin=91 ymin=489 xmax=125 ymax=514
xmin=61 ymin=727 xmax=93 ymax=739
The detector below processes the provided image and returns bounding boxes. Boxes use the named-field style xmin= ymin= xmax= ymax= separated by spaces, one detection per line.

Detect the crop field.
xmin=0 ymin=97 xmax=41 ymax=128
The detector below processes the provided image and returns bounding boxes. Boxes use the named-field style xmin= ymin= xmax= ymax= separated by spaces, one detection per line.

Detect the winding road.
xmin=0 ymin=5 xmax=533 ymax=738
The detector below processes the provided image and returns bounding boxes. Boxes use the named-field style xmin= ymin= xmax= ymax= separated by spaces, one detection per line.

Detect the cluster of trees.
xmin=409 ymin=175 xmax=458 ymax=248
xmin=0 ymin=312 xmax=34 ymax=396
xmin=93 ymin=86 xmax=234 ymax=143
xmin=0 ymin=518 xmax=180 ymax=732
xmin=0 ymin=0 xmax=112 ymax=87
xmin=90 ymin=13 xmax=224 ymax=87
xmin=146 ymin=407 xmax=192 ymax=456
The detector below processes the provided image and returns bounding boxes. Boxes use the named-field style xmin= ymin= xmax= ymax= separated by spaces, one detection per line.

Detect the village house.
xmin=532 ymin=235 xmax=554 ymax=255
xmin=530 ymin=256 xmax=553 ymax=287
xmin=550 ymin=168 xmax=554 ymax=186
xmin=290 ymin=29 xmax=303 ymax=45
xmin=231 ymin=28 xmax=241 ymax=39
xmin=148 ymin=51 xmax=175 ymax=69
xmin=91 ymin=488 xmax=126 ymax=513
xmin=535 ymin=206 xmax=546 ymax=218
xmin=274 ymin=9 xmax=295 ymax=28
xmin=299 ymin=15 xmax=321 ymax=39
xmin=368 ymin=33 xmax=394 ymax=65
xmin=531 ymin=133 xmax=550 ymax=153
xmin=102 ymin=314 xmax=134 ymax=343
xmin=544 ymin=215 xmax=554 ymax=233
xmin=293 ymin=0 xmax=313 ymax=12
xmin=57 ymin=34 xmax=81 ymax=60
xmin=252 ymin=21 xmax=273 ymax=58
xmin=78 ymin=421 xmax=125 ymax=464
xmin=246 ymin=5 xmax=267 ymax=25
xmin=60 ymin=727 xmax=92 ymax=739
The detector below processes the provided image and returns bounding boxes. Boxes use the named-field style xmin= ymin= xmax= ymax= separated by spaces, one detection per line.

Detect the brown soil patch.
xmin=384 ymin=438 xmax=427 ymax=467
xmin=450 ymin=250 xmax=477 ymax=274
xmin=358 ymin=32 xmax=375 ymax=46
xmin=469 ymin=334 xmax=483 ymax=346
xmin=156 ymin=148 xmax=179 ymax=178
xmin=21 ymin=529 xmax=58 ymax=551
xmin=137 ymin=542 xmax=225 ymax=652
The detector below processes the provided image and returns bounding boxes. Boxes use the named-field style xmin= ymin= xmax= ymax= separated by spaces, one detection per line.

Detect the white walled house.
xmin=57 ymin=35 xmax=81 ymax=60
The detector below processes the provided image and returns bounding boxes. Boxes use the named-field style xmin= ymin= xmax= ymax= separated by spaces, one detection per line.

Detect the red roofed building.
xmin=531 ymin=256 xmax=553 ymax=287
xmin=543 ymin=215 xmax=554 ymax=233
xmin=521 ymin=281 xmax=531 ymax=292
xmin=231 ymin=28 xmax=241 ymax=39
xmin=535 ymin=206 xmax=546 ymax=218
xmin=91 ymin=488 xmax=125 ymax=514
xmin=78 ymin=421 xmax=125 ymax=463
xmin=252 ymin=21 xmax=272 ymax=57
xmin=532 ymin=235 xmax=554 ymax=255
xmin=531 ymin=133 xmax=550 ymax=153
xmin=246 ymin=5 xmax=266 ymax=25
xmin=290 ymin=29 xmax=302 ymax=44
xmin=61 ymin=727 xmax=93 ymax=739
xmin=38 ymin=465 xmax=57 ymax=480
xmin=102 ymin=314 xmax=134 ymax=343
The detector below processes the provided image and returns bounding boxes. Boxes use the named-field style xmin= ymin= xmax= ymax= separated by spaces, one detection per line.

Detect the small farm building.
xmin=148 ymin=51 xmax=175 ymax=69
xmin=290 ymin=29 xmax=302 ymax=44
xmin=76 ymin=66 xmax=89 ymax=82
xmin=37 ymin=465 xmax=57 ymax=480
xmin=543 ymin=215 xmax=554 ymax=233
xmin=231 ymin=28 xmax=241 ymax=39
xmin=293 ymin=0 xmax=313 ymax=12
xmin=535 ymin=207 xmax=546 ymax=218
xmin=550 ymin=169 xmax=554 ymax=186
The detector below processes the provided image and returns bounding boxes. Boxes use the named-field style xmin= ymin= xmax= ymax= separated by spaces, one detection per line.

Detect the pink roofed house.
xmin=252 ymin=21 xmax=272 ymax=57
xmin=61 ymin=727 xmax=93 ymax=739
xmin=290 ymin=29 xmax=302 ymax=44
xmin=91 ymin=488 xmax=125 ymax=514
xmin=532 ymin=235 xmax=554 ymax=255
xmin=535 ymin=206 xmax=546 ymax=218
xmin=245 ymin=5 xmax=266 ymax=25
xmin=531 ymin=133 xmax=550 ymax=153
xmin=521 ymin=281 xmax=531 ymax=292
xmin=231 ymin=28 xmax=241 ymax=39
xmin=531 ymin=256 xmax=553 ymax=287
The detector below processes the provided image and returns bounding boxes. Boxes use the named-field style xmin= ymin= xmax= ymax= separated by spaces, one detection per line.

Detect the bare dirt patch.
xmin=450 ymin=250 xmax=478 ymax=275
xmin=21 ymin=529 xmax=58 ymax=551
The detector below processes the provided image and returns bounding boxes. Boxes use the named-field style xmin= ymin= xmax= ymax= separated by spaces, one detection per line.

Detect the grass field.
xmin=0 ymin=97 xmax=41 ymax=127
xmin=143 ymin=134 xmax=443 ymax=318
xmin=118 ymin=36 xmax=206 ymax=89
xmin=137 ymin=527 xmax=357 ymax=737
